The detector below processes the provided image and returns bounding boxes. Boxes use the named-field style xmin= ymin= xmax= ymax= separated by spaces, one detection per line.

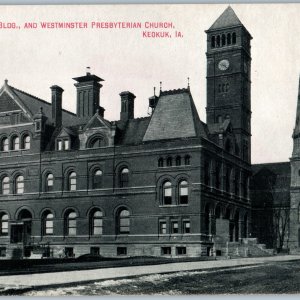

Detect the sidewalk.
xmin=1 ymin=255 xmax=300 ymax=293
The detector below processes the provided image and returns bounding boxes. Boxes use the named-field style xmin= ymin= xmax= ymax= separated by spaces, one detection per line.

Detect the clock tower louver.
xmin=206 ymin=6 xmax=252 ymax=163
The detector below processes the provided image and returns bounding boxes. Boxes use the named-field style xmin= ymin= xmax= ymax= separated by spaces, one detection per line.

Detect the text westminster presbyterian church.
xmin=0 ymin=7 xmax=296 ymax=259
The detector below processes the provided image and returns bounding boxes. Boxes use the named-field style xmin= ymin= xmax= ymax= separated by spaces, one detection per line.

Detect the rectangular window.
xmin=171 ymin=221 xmax=179 ymax=234
xmin=159 ymin=221 xmax=167 ymax=234
xmin=176 ymin=247 xmax=187 ymax=255
xmin=93 ymin=218 xmax=103 ymax=235
xmin=58 ymin=140 xmax=62 ymax=151
xmin=64 ymin=140 xmax=70 ymax=150
xmin=120 ymin=218 xmax=130 ymax=234
xmin=0 ymin=247 xmax=6 ymax=257
xmin=161 ymin=247 xmax=171 ymax=255
xmin=183 ymin=221 xmax=190 ymax=234
xmin=45 ymin=220 xmax=53 ymax=235
xmin=117 ymin=247 xmax=127 ymax=256
xmin=90 ymin=247 xmax=100 ymax=256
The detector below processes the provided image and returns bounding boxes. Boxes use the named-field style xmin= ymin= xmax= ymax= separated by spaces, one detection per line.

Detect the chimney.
xmin=50 ymin=85 xmax=64 ymax=127
xmin=120 ymin=91 xmax=136 ymax=122
xmin=73 ymin=72 xmax=104 ymax=119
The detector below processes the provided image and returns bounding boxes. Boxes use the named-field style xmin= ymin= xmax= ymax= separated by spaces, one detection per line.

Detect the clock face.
xmin=218 ymin=59 xmax=230 ymax=71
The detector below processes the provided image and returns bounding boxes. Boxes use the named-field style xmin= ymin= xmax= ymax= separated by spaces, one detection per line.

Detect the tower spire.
xmin=293 ymin=75 xmax=300 ymax=139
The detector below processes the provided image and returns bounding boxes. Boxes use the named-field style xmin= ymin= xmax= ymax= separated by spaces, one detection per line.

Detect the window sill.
xmin=159 ymin=204 xmax=189 ymax=207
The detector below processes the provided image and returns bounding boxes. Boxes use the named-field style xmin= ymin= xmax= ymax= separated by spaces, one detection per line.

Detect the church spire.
xmin=293 ymin=75 xmax=300 ymax=139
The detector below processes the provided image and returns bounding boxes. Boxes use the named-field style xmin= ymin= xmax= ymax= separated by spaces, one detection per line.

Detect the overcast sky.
xmin=0 ymin=4 xmax=299 ymax=164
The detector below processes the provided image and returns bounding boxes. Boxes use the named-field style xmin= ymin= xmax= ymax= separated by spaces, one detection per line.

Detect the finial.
xmin=4 ymin=79 xmax=8 ymax=86
xmin=96 ymin=108 xmax=100 ymax=115
xmin=187 ymin=77 xmax=190 ymax=89
xmin=160 ymin=81 xmax=162 ymax=92
xmin=86 ymin=66 xmax=91 ymax=75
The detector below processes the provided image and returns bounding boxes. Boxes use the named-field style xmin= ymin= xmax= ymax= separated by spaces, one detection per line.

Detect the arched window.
xmin=0 ymin=214 xmax=8 ymax=235
xmin=46 ymin=173 xmax=54 ymax=192
xmin=162 ymin=181 xmax=172 ymax=205
xmin=216 ymin=35 xmax=220 ymax=47
xmin=221 ymin=34 xmax=226 ymax=46
xmin=1 ymin=176 xmax=9 ymax=195
xmin=179 ymin=180 xmax=188 ymax=204
xmin=176 ymin=156 xmax=181 ymax=166
xmin=184 ymin=155 xmax=190 ymax=165
xmin=1 ymin=138 xmax=8 ymax=151
xmin=227 ymin=33 xmax=231 ymax=45
xmin=12 ymin=136 xmax=20 ymax=151
xmin=232 ymin=32 xmax=236 ymax=44
xmin=68 ymin=172 xmax=76 ymax=191
xmin=166 ymin=157 xmax=172 ymax=167
xmin=211 ymin=36 xmax=215 ymax=48
xmin=225 ymin=167 xmax=231 ymax=193
xmin=65 ymin=211 xmax=77 ymax=236
xmin=42 ymin=212 xmax=54 ymax=235
xmin=215 ymin=163 xmax=221 ymax=189
xmin=23 ymin=135 xmax=30 ymax=150
xmin=15 ymin=175 xmax=24 ymax=194
xmin=89 ymin=137 xmax=106 ymax=148
xmin=120 ymin=168 xmax=129 ymax=188
xmin=235 ymin=171 xmax=240 ymax=196
xmin=117 ymin=209 xmax=130 ymax=234
xmin=91 ymin=210 xmax=103 ymax=235
xmin=226 ymin=83 xmax=229 ymax=92
xmin=93 ymin=170 xmax=103 ymax=189
xmin=158 ymin=158 xmax=164 ymax=168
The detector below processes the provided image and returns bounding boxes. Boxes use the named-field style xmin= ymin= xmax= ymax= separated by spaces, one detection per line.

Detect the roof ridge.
xmin=160 ymin=88 xmax=190 ymax=96
xmin=11 ymin=85 xmax=77 ymax=117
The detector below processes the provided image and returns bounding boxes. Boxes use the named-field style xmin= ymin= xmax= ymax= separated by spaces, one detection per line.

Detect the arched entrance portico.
xmin=11 ymin=209 xmax=32 ymax=246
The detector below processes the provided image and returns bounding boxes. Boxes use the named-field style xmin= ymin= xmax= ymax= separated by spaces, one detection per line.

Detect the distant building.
xmin=0 ymin=7 xmax=274 ymax=259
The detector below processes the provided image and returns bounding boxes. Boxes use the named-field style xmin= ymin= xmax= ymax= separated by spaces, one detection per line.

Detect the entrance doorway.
xmin=10 ymin=209 xmax=32 ymax=245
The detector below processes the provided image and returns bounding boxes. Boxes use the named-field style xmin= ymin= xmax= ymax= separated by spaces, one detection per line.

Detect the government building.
xmin=0 ymin=7 xmax=294 ymax=259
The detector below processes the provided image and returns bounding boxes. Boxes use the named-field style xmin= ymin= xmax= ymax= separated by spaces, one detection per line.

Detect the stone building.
xmin=0 ymin=7 xmax=256 ymax=259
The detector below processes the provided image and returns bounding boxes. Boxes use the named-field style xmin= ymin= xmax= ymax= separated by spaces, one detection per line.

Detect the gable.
xmin=0 ymin=91 xmax=21 ymax=112
xmin=83 ymin=112 xmax=111 ymax=131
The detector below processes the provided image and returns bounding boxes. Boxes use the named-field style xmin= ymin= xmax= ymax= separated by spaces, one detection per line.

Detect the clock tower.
xmin=206 ymin=6 xmax=252 ymax=163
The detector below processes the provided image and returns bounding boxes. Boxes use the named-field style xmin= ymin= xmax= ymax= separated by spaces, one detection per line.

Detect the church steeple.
xmin=292 ymin=75 xmax=300 ymax=156
xmin=209 ymin=6 xmax=242 ymax=30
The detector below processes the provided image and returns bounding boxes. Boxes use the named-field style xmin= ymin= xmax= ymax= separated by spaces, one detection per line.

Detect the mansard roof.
xmin=208 ymin=6 xmax=243 ymax=31
xmin=143 ymin=88 xmax=207 ymax=142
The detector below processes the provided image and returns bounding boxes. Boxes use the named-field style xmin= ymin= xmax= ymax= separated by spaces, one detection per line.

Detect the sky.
xmin=0 ymin=4 xmax=299 ymax=164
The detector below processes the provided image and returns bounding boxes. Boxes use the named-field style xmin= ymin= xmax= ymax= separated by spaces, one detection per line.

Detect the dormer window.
xmin=57 ymin=139 xmax=70 ymax=151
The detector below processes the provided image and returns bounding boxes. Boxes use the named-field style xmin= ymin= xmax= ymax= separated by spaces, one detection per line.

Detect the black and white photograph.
xmin=0 ymin=3 xmax=298 ymax=295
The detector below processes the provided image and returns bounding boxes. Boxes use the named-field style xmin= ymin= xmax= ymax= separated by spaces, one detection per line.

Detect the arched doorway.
xmin=11 ymin=209 xmax=32 ymax=245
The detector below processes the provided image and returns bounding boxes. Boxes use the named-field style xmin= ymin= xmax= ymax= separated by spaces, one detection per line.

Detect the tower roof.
xmin=293 ymin=76 xmax=300 ymax=139
xmin=209 ymin=6 xmax=243 ymax=30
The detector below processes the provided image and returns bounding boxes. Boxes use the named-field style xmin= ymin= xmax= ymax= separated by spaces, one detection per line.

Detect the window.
xmin=64 ymin=140 xmax=69 ymax=150
xmin=159 ymin=221 xmax=167 ymax=234
xmin=23 ymin=135 xmax=30 ymax=150
xmin=1 ymin=138 xmax=8 ymax=151
xmin=0 ymin=214 xmax=8 ymax=235
xmin=91 ymin=210 xmax=103 ymax=235
xmin=12 ymin=136 xmax=20 ymax=150
xmin=216 ymin=35 xmax=220 ymax=47
xmin=215 ymin=163 xmax=222 ymax=189
xmin=89 ymin=137 xmax=106 ymax=148
xmin=232 ymin=32 xmax=236 ymax=44
xmin=15 ymin=175 xmax=24 ymax=194
xmin=68 ymin=172 xmax=76 ymax=191
xmin=166 ymin=157 xmax=172 ymax=167
xmin=46 ymin=173 xmax=54 ymax=192
xmin=225 ymin=167 xmax=231 ymax=193
xmin=117 ymin=247 xmax=127 ymax=256
xmin=158 ymin=158 xmax=164 ymax=168
xmin=171 ymin=221 xmax=179 ymax=234
xmin=1 ymin=176 xmax=9 ymax=195
xmin=175 ymin=156 xmax=181 ymax=166
xmin=183 ymin=220 xmax=190 ymax=234
xmin=43 ymin=212 xmax=54 ymax=235
xmin=58 ymin=140 xmax=63 ymax=151
xmin=93 ymin=170 xmax=102 ymax=189
xmin=161 ymin=247 xmax=171 ymax=255
xmin=227 ymin=33 xmax=231 ymax=45
xmin=211 ymin=36 xmax=215 ymax=48
xmin=162 ymin=181 xmax=172 ymax=205
xmin=66 ymin=211 xmax=77 ymax=236
xmin=118 ymin=209 xmax=130 ymax=234
xmin=176 ymin=247 xmax=187 ymax=255
xmin=221 ymin=34 xmax=226 ymax=46
xmin=120 ymin=168 xmax=129 ymax=188
xmin=65 ymin=247 xmax=74 ymax=258
xmin=179 ymin=180 xmax=188 ymax=204
xmin=235 ymin=171 xmax=240 ymax=196
xmin=184 ymin=155 xmax=190 ymax=165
